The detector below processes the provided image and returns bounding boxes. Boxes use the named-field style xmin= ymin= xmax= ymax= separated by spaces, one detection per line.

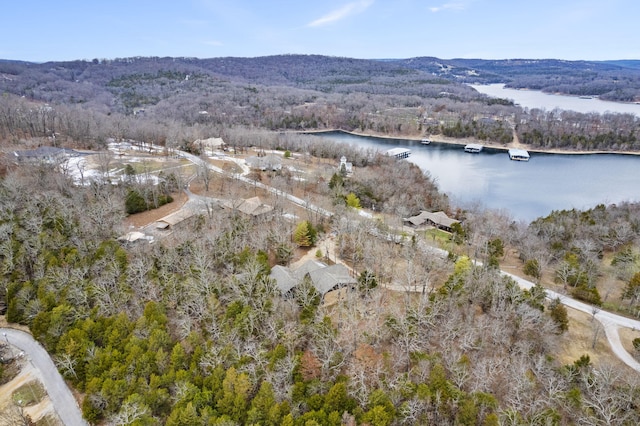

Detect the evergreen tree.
xmin=293 ymin=221 xmax=317 ymax=247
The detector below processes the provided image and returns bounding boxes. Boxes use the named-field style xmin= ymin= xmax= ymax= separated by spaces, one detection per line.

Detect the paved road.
xmin=1 ymin=328 xmax=87 ymax=426
xmin=178 ymin=147 xmax=640 ymax=372
xmin=179 ymin=150 xmax=334 ymax=218
xmin=504 ymin=272 xmax=640 ymax=372
xmin=410 ymin=241 xmax=640 ymax=371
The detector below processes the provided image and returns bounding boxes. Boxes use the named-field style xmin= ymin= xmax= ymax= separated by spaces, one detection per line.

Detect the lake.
xmin=313 ymin=132 xmax=640 ymax=223
xmin=471 ymin=83 xmax=640 ymax=117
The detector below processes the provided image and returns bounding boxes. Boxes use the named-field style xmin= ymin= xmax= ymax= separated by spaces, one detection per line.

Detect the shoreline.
xmin=300 ymin=129 xmax=640 ymax=157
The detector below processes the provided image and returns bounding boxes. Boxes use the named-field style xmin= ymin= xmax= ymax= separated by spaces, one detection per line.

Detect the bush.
xmin=524 ymin=259 xmax=541 ymax=279
xmin=548 ymin=298 xmax=569 ymax=333
xmin=125 ymin=190 xmax=173 ymax=214
xmin=571 ymin=285 xmax=602 ymax=306
xmin=125 ymin=189 xmax=147 ymax=214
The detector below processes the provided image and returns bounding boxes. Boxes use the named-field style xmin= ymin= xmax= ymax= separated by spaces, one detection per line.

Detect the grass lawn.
xmin=424 ymin=228 xmax=453 ymax=247
xmin=12 ymin=381 xmax=47 ymax=406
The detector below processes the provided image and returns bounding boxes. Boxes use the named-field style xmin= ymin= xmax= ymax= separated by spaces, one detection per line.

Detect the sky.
xmin=2 ymin=0 xmax=639 ymax=62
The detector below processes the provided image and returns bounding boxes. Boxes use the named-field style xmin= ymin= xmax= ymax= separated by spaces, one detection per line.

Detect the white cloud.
xmin=307 ymin=0 xmax=374 ymax=28
xmin=430 ymin=2 xmax=468 ymax=13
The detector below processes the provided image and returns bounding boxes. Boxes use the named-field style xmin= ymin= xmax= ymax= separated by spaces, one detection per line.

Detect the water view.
xmin=471 ymin=83 xmax=640 ymax=117
xmin=315 ymin=132 xmax=640 ymax=223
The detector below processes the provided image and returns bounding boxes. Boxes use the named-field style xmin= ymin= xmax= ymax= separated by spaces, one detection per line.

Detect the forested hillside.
xmin=1 ymin=144 xmax=639 ymax=424
xmin=394 ymin=57 xmax=640 ymax=102
xmin=2 ymin=55 xmax=640 ymax=152
xmin=2 ymin=54 xmax=640 ymax=424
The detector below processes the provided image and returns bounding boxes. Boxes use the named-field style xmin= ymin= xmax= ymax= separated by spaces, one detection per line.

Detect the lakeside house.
xmin=404 ymin=210 xmax=460 ymax=232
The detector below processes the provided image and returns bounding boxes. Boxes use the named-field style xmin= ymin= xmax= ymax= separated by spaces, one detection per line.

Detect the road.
xmin=1 ymin=328 xmax=87 ymax=426
xmin=175 ymin=147 xmax=640 ymax=372
xmin=179 ymin=150 xmax=334 ymax=218
xmin=504 ymin=272 xmax=640 ymax=372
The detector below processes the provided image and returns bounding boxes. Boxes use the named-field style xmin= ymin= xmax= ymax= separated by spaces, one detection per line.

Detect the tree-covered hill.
xmin=2 ymin=55 xmax=640 ymax=153
xmin=391 ymin=57 xmax=640 ymax=101
xmin=4 ymin=55 xmax=640 ymax=108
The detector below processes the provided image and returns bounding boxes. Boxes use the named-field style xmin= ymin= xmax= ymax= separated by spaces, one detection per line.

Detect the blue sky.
xmin=2 ymin=0 xmax=639 ymax=62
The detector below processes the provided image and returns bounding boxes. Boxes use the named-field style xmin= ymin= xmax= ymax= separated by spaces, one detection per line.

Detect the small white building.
xmin=339 ymin=156 xmax=353 ymax=174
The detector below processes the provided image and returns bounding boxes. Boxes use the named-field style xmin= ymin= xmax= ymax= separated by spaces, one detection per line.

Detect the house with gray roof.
xmin=308 ymin=264 xmax=356 ymax=296
xmin=404 ymin=210 xmax=459 ymax=232
xmin=270 ymin=265 xmax=298 ymax=296
xmin=269 ymin=259 xmax=357 ymax=298
xmin=221 ymin=196 xmax=274 ymax=217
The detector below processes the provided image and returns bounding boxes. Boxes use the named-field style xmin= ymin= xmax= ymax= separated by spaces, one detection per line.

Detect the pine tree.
xmin=293 ymin=221 xmax=317 ymax=247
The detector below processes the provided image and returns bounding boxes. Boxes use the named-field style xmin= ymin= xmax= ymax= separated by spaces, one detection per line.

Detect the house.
xmin=194 ymin=137 xmax=226 ymax=155
xmin=12 ymin=146 xmax=77 ymax=164
xmin=155 ymin=208 xmax=206 ymax=229
xmin=308 ymin=264 xmax=356 ymax=296
xmin=245 ymin=154 xmax=282 ymax=171
xmin=270 ymin=265 xmax=298 ymax=296
xmin=404 ymin=210 xmax=459 ymax=232
xmin=269 ymin=259 xmax=357 ymax=298
xmin=221 ymin=196 xmax=274 ymax=217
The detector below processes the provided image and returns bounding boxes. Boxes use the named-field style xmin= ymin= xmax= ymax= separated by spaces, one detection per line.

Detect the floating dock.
xmin=464 ymin=143 xmax=483 ymax=153
xmin=508 ymin=148 xmax=530 ymax=161
xmin=385 ymin=148 xmax=411 ymax=159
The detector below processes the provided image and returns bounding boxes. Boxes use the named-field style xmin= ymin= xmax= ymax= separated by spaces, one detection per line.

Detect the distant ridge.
xmin=2 ymin=54 xmax=640 ymax=103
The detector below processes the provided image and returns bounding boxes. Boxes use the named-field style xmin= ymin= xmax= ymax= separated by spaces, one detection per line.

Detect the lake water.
xmin=471 ymin=83 xmax=640 ymax=116
xmin=314 ymin=132 xmax=640 ymax=223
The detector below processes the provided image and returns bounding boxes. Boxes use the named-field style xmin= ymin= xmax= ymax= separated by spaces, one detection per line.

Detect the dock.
xmin=508 ymin=148 xmax=530 ymax=161
xmin=464 ymin=143 xmax=483 ymax=153
xmin=385 ymin=148 xmax=411 ymax=159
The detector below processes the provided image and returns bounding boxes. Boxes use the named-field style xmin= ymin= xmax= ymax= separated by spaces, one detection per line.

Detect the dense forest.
xmin=2 ymin=54 xmax=640 ymax=424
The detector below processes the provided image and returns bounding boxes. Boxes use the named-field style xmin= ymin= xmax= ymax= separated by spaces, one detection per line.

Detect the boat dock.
xmin=385 ymin=148 xmax=411 ymax=159
xmin=508 ymin=148 xmax=530 ymax=161
xmin=464 ymin=143 xmax=483 ymax=153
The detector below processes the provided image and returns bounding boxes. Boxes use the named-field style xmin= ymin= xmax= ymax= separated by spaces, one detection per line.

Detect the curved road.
xmin=505 ymin=272 xmax=640 ymax=372
xmin=1 ymin=328 xmax=87 ymax=426
xmin=181 ymin=147 xmax=640 ymax=372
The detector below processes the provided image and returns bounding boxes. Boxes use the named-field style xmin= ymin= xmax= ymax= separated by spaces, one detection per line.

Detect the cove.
xmin=312 ymin=131 xmax=640 ymax=223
